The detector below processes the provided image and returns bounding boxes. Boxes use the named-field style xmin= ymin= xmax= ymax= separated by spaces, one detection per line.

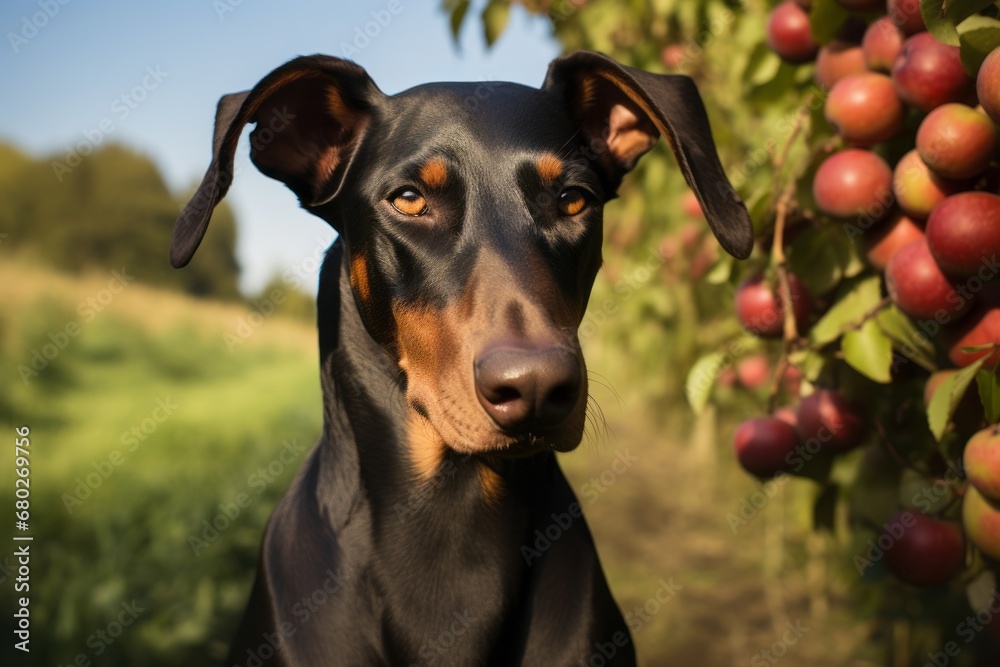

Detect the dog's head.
xmin=171 ymin=52 xmax=752 ymax=474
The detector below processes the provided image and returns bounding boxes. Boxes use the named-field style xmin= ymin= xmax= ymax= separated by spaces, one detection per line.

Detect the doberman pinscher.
xmin=171 ymin=50 xmax=752 ymax=666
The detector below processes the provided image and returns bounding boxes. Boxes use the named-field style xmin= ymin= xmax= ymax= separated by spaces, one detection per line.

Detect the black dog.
xmin=171 ymin=50 xmax=751 ymax=666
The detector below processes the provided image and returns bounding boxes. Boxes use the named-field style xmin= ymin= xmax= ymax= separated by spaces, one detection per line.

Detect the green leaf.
xmin=809 ymin=0 xmax=852 ymax=45
xmin=787 ymin=225 xmax=852 ymax=297
xmin=875 ymin=305 xmax=937 ymax=372
xmin=705 ymin=254 xmax=733 ymax=285
xmin=748 ymin=63 xmax=801 ymax=105
xmin=482 ymin=0 xmax=510 ymax=47
xmin=810 ymin=276 xmax=883 ymax=346
xmin=448 ymin=0 xmax=471 ymax=41
xmin=920 ymin=0 xmax=994 ymax=47
xmin=927 ymin=358 xmax=986 ymax=440
xmin=788 ymin=348 xmax=828 ymax=383
xmin=685 ymin=351 xmax=727 ymax=415
xmin=842 ymin=319 xmax=893 ymax=383
xmin=745 ymin=186 xmax=774 ymax=234
xmin=977 ymin=368 xmax=1000 ymax=423
xmin=742 ymin=42 xmax=782 ymax=88
xmin=958 ymin=14 xmax=1000 ymax=74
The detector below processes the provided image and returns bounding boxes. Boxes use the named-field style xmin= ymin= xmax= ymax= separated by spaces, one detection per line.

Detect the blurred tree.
xmin=0 ymin=142 xmax=240 ymax=300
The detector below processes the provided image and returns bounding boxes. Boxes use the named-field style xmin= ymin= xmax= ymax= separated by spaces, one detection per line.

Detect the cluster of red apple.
xmin=733 ymin=0 xmax=1000 ymax=588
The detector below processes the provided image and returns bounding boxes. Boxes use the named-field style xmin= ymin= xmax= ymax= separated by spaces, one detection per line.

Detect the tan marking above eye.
xmin=419 ymin=158 xmax=449 ymax=189
xmin=391 ymin=189 xmax=428 ymax=216
xmin=558 ymin=188 xmax=588 ymax=216
xmin=536 ymin=154 xmax=563 ymax=185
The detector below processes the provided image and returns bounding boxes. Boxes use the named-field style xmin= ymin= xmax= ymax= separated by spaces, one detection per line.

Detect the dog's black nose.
xmin=474 ymin=345 xmax=582 ymax=430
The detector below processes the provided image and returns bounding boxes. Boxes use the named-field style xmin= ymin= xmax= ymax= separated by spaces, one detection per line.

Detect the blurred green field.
xmin=1 ymin=260 xmax=322 ymax=666
xmin=2 ymin=258 xmax=985 ymax=666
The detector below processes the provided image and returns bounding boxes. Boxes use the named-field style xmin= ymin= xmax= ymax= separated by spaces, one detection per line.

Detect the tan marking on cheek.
xmin=407 ymin=411 xmax=447 ymax=481
xmin=536 ymin=153 xmax=564 ymax=185
xmin=393 ymin=305 xmax=447 ymax=379
xmin=476 ymin=462 xmax=505 ymax=507
xmin=350 ymin=254 xmax=371 ymax=302
xmin=419 ymin=158 xmax=449 ymax=189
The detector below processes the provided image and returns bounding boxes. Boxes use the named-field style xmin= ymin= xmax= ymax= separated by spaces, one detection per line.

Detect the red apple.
xmin=862 ymin=17 xmax=904 ymax=73
xmin=892 ymin=149 xmax=970 ymax=221
xmin=865 ymin=210 xmax=924 ymax=271
xmin=964 ymin=485 xmax=1000 ymax=558
xmin=887 ymin=0 xmax=926 ymax=36
xmin=815 ymin=40 xmax=867 ymax=90
xmin=892 ymin=33 xmax=974 ymax=112
xmin=660 ymin=43 xmax=686 ymax=69
xmin=978 ymin=47 xmax=1000 ymax=125
xmin=926 ymin=193 xmax=1000 ymax=277
xmin=948 ymin=306 xmax=1000 ymax=369
xmin=813 ymin=149 xmax=893 ymax=219
xmin=774 ymin=406 xmax=798 ymax=427
xmin=737 ymin=354 xmax=770 ymax=390
xmin=735 ymin=274 xmax=812 ymax=338
xmin=796 ymin=388 xmax=866 ymax=453
xmin=825 ymin=73 xmax=903 ymax=146
xmin=782 ymin=364 xmax=803 ymax=396
xmin=767 ymin=1 xmax=819 ymax=64
xmin=885 ymin=238 xmax=970 ymax=320
xmin=681 ymin=190 xmax=703 ymax=218
xmin=965 ymin=425 xmax=1000 ymax=501
xmin=883 ymin=511 xmax=965 ymax=587
xmin=916 ymin=104 xmax=997 ymax=179
xmin=733 ymin=416 xmax=801 ymax=477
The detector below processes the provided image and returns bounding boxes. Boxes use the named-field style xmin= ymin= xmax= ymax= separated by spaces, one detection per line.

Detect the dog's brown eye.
xmin=558 ymin=188 xmax=589 ymax=216
xmin=391 ymin=189 xmax=427 ymax=216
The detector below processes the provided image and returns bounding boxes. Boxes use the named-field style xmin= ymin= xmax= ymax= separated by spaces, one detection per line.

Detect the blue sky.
xmin=0 ymin=0 xmax=561 ymax=294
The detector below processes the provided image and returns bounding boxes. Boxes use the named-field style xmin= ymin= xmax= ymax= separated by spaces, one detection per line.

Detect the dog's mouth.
xmin=405 ymin=392 xmax=587 ymax=479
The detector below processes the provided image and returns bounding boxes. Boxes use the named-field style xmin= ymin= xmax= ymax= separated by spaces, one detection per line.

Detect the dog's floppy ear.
xmin=543 ymin=51 xmax=754 ymax=260
xmin=170 ymin=55 xmax=379 ymax=268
